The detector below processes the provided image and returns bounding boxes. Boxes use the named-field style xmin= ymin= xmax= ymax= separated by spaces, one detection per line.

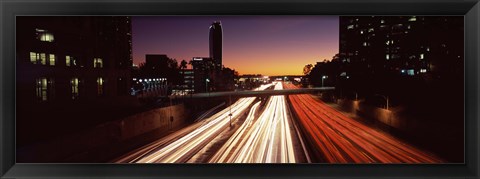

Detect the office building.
xmin=339 ymin=16 xmax=463 ymax=78
xmin=191 ymin=57 xmax=215 ymax=93
xmin=209 ymin=21 xmax=223 ymax=71
xmin=16 ymin=16 xmax=135 ymax=146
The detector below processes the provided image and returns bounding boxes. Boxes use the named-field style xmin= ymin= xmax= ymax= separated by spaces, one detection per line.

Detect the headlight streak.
xmin=131 ymin=84 xmax=273 ymax=163
xmin=210 ymin=82 xmax=297 ymax=163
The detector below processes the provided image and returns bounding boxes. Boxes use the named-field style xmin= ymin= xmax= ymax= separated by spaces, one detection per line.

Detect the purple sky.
xmin=132 ymin=16 xmax=339 ymax=76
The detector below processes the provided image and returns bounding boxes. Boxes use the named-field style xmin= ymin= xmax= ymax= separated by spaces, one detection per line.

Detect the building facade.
xmin=339 ymin=16 xmax=463 ymax=78
xmin=191 ymin=57 xmax=215 ymax=93
xmin=16 ymin=16 xmax=135 ymax=146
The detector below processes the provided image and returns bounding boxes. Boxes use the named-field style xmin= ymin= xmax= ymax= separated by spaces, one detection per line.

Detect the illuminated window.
xmin=408 ymin=16 xmax=417 ymax=22
xmin=347 ymin=25 xmax=354 ymax=29
xmin=49 ymin=54 xmax=55 ymax=66
xmin=426 ymin=47 xmax=430 ymax=51
xmin=368 ymin=28 xmax=374 ymax=32
xmin=40 ymin=33 xmax=54 ymax=42
xmin=386 ymin=41 xmax=390 ymax=45
xmin=381 ymin=19 xmax=385 ymax=24
xmin=420 ymin=54 xmax=424 ymax=59
xmin=97 ymin=77 xmax=105 ymax=96
xmin=66 ymin=56 xmax=71 ymax=66
xmin=71 ymin=78 xmax=79 ymax=99
xmin=94 ymin=58 xmax=103 ymax=68
xmin=40 ymin=53 xmax=46 ymax=65
xmin=386 ymin=54 xmax=390 ymax=60
xmin=36 ymin=29 xmax=54 ymax=42
xmin=407 ymin=69 xmax=415 ymax=76
xmin=30 ymin=52 xmax=39 ymax=64
xmin=363 ymin=42 xmax=367 ymax=46
xmin=66 ymin=56 xmax=78 ymax=67
xmin=360 ymin=30 xmax=364 ymax=34
xmin=36 ymin=78 xmax=48 ymax=101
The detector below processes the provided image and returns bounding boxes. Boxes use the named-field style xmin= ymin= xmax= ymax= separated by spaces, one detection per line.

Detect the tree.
xmin=303 ymin=64 xmax=313 ymax=75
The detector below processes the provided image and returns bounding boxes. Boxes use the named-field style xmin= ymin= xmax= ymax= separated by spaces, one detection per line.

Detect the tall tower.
xmin=209 ymin=21 xmax=223 ymax=70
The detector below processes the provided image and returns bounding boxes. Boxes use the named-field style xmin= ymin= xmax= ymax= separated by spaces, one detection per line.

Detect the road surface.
xmin=285 ymin=83 xmax=442 ymax=163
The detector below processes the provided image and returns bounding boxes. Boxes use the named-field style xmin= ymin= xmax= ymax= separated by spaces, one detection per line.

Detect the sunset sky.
xmin=132 ymin=16 xmax=339 ymax=76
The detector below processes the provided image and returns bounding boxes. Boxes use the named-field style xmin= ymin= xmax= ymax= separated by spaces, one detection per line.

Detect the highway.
xmin=115 ymin=82 xmax=441 ymax=164
xmin=115 ymin=84 xmax=273 ymax=163
xmin=284 ymin=83 xmax=443 ymax=163
xmin=209 ymin=82 xmax=304 ymax=163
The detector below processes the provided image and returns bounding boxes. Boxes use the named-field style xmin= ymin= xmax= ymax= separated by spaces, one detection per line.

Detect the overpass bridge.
xmin=170 ymin=87 xmax=335 ymax=99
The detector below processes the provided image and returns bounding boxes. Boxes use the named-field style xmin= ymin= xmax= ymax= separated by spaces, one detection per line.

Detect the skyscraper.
xmin=16 ymin=16 xmax=135 ymax=148
xmin=209 ymin=21 xmax=223 ymax=71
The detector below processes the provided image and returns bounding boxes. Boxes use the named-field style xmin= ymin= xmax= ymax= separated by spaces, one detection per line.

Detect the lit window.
xmin=97 ymin=77 xmax=104 ymax=96
xmin=386 ymin=41 xmax=390 ymax=45
xmin=363 ymin=42 xmax=367 ymax=46
xmin=71 ymin=78 xmax=79 ymax=99
xmin=66 ymin=56 xmax=78 ymax=67
xmin=66 ymin=56 xmax=71 ymax=66
xmin=40 ymin=33 xmax=54 ymax=42
xmin=386 ymin=54 xmax=390 ymax=60
xmin=94 ymin=58 xmax=103 ymax=68
xmin=347 ymin=25 xmax=354 ymax=29
xmin=419 ymin=54 xmax=424 ymax=59
xmin=368 ymin=28 xmax=374 ymax=32
xmin=36 ymin=29 xmax=54 ymax=42
xmin=36 ymin=78 xmax=48 ymax=101
xmin=40 ymin=53 xmax=46 ymax=65
xmin=360 ymin=30 xmax=364 ymax=34
xmin=426 ymin=47 xmax=430 ymax=51
xmin=30 ymin=52 xmax=38 ymax=64
xmin=420 ymin=69 xmax=427 ymax=73
xmin=408 ymin=16 xmax=417 ymax=22
xmin=381 ymin=19 xmax=385 ymax=24
xmin=49 ymin=54 xmax=55 ymax=66
xmin=407 ymin=69 xmax=415 ymax=76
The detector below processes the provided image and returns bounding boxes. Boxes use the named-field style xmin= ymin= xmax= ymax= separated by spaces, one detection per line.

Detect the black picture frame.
xmin=1 ymin=0 xmax=479 ymax=178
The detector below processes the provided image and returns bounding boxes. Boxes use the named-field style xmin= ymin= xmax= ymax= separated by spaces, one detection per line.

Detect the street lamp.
xmin=322 ymin=75 xmax=328 ymax=87
xmin=229 ymin=95 xmax=232 ymax=127
xmin=205 ymin=78 xmax=210 ymax=93
xmin=375 ymin=94 xmax=389 ymax=110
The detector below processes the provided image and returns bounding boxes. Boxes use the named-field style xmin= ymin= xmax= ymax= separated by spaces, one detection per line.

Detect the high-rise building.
xmin=191 ymin=57 xmax=215 ymax=93
xmin=209 ymin=21 xmax=223 ymax=71
xmin=16 ymin=16 xmax=135 ymax=146
xmin=339 ymin=16 xmax=463 ymax=78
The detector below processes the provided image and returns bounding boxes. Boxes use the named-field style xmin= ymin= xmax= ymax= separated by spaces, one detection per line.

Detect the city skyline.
xmin=132 ymin=16 xmax=339 ymax=76
xmin=15 ymin=16 xmax=463 ymax=164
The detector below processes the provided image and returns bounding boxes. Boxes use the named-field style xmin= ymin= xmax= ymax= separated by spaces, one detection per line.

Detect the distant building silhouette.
xmin=16 ymin=16 xmax=134 ymax=147
xmin=209 ymin=21 xmax=223 ymax=71
xmin=191 ymin=57 xmax=215 ymax=93
xmin=181 ymin=69 xmax=195 ymax=94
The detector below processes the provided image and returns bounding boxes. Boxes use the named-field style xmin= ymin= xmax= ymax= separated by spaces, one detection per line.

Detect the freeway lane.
xmin=116 ymin=84 xmax=273 ymax=163
xmin=209 ymin=82 xmax=308 ymax=163
xmin=285 ymin=83 xmax=442 ymax=163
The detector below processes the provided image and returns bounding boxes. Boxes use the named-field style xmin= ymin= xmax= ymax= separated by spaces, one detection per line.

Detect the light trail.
xmin=210 ymin=82 xmax=298 ymax=163
xmin=285 ymin=83 xmax=442 ymax=163
xmin=117 ymin=84 xmax=273 ymax=163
